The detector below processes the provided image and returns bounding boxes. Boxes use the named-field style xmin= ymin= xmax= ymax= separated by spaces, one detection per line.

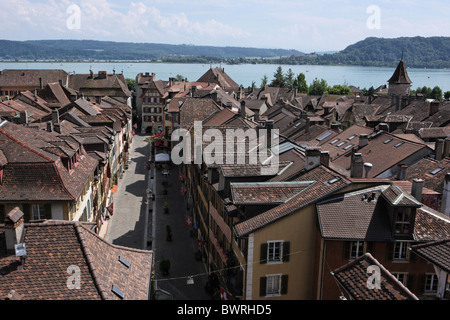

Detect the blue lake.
xmin=1 ymin=61 xmax=449 ymax=92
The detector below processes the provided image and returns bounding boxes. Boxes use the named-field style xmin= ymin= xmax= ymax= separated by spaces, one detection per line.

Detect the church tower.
xmin=387 ymin=54 xmax=412 ymax=96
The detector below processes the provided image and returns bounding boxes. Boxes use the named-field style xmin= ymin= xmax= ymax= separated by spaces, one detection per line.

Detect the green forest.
xmin=1 ymin=37 xmax=449 ymax=69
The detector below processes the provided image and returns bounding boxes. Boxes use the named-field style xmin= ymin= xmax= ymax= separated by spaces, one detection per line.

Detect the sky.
xmin=1 ymin=0 xmax=450 ymax=52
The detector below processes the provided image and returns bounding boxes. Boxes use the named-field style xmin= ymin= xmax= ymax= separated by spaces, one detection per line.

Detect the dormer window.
xmin=394 ymin=207 xmax=411 ymax=234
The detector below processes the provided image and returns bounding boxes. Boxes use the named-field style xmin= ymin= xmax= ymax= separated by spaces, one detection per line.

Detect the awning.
xmin=155 ymin=153 xmax=170 ymax=162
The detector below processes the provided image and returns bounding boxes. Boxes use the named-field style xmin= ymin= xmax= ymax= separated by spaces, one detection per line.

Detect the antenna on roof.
xmin=401 ymin=51 xmax=404 ymax=61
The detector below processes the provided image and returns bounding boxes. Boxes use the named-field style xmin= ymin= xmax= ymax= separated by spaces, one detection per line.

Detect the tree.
xmin=175 ymin=74 xmax=187 ymax=81
xmin=284 ymin=68 xmax=295 ymax=88
xmin=309 ymin=78 xmax=329 ymax=96
xmin=430 ymin=86 xmax=443 ymax=101
xmin=294 ymin=73 xmax=309 ymax=94
xmin=125 ymin=78 xmax=136 ymax=92
xmin=326 ymin=84 xmax=352 ymax=95
xmin=260 ymin=75 xmax=268 ymax=88
xmin=444 ymin=91 xmax=450 ymax=100
xmin=270 ymin=66 xmax=286 ymax=87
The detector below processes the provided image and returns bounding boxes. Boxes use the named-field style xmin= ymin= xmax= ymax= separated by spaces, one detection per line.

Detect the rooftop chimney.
xmin=429 ymin=101 xmax=440 ymax=116
xmin=3 ymin=207 xmax=25 ymax=255
xmin=305 ymin=147 xmax=321 ymax=171
xmin=358 ymin=134 xmax=369 ymax=148
xmin=240 ymin=100 xmax=246 ymax=118
xmin=411 ymin=178 xmax=424 ymax=202
xmin=396 ymin=164 xmax=408 ymax=180
xmin=320 ymin=151 xmax=330 ymax=167
xmin=364 ymin=163 xmax=373 ymax=178
xmin=435 ymin=139 xmax=444 ymax=161
xmin=304 ymin=118 xmax=310 ymax=133
xmin=39 ymin=77 xmax=43 ymax=89
xmin=350 ymin=153 xmax=364 ymax=178
xmin=440 ymin=173 xmax=450 ymax=217
xmin=443 ymin=138 xmax=450 ymax=159
xmin=19 ymin=110 xmax=28 ymax=124
xmin=52 ymin=109 xmax=59 ymax=124
xmin=46 ymin=121 xmax=53 ymax=132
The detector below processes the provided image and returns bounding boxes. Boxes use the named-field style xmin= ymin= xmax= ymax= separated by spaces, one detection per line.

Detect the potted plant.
xmin=159 ymin=259 xmax=171 ymax=275
xmin=165 ymin=225 xmax=172 ymax=241
xmin=163 ymin=201 xmax=169 ymax=214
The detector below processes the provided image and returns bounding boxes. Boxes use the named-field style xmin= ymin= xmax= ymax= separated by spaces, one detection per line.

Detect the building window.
xmin=394 ymin=208 xmax=411 ymax=234
xmin=267 ymin=241 xmax=282 ymax=263
xmin=32 ymin=204 xmax=45 ymax=220
xmin=350 ymin=241 xmax=365 ymax=259
xmin=394 ymin=241 xmax=408 ymax=260
xmin=425 ymin=274 xmax=438 ymax=293
xmin=392 ymin=273 xmax=407 ymax=285
xmin=266 ymin=274 xmax=281 ymax=296
xmin=260 ymin=274 xmax=288 ymax=297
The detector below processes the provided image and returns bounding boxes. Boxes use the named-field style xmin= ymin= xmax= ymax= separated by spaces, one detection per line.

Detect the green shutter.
xmin=281 ymin=275 xmax=288 ymax=295
xmin=282 ymin=241 xmax=290 ymax=262
xmin=260 ymin=243 xmax=268 ymax=264
xmin=259 ymin=277 xmax=267 ymax=297
xmin=44 ymin=204 xmax=52 ymax=220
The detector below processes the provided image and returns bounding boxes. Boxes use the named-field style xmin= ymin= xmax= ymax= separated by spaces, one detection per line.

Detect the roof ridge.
xmin=0 ymin=123 xmax=55 ymax=162
xmin=73 ymin=223 xmax=108 ymax=300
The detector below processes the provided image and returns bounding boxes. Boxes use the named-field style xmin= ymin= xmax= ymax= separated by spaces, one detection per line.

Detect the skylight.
xmin=316 ymin=131 xmax=333 ymax=141
xmin=394 ymin=142 xmax=404 ymax=148
xmin=430 ymin=167 xmax=443 ymax=175
xmin=343 ymin=144 xmax=353 ymax=150
xmin=337 ymin=142 xmax=345 ymax=147
xmin=383 ymin=138 xmax=393 ymax=144
xmin=112 ymin=285 xmax=125 ymax=299
xmin=347 ymin=135 xmax=356 ymax=140
xmin=329 ymin=139 xmax=339 ymax=145
xmin=328 ymin=177 xmax=341 ymax=184
xmin=119 ymin=256 xmax=131 ymax=269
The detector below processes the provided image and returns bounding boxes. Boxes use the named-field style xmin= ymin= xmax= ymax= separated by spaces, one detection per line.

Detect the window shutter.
xmin=386 ymin=242 xmax=394 ymax=261
xmin=282 ymin=241 xmax=290 ymax=262
xmin=260 ymin=243 xmax=268 ymax=264
xmin=418 ymin=274 xmax=425 ymax=294
xmin=408 ymin=246 xmax=416 ymax=261
xmin=406 ymin=274 xmax=414 ymax=292
xmin=22 ymin=204 xmax=31 ymax=222
xmin=281 ymin=275 xmax=288 ymax=295
xmin=343 ymin=241 xmax=350 ymax=260
xmin=259 ymin=277 xmax=267 ymax=297
xmin=44 ymin=204 xmax=52 ymax=220
xmin=366 ymin=241 xmax=374 ymax=255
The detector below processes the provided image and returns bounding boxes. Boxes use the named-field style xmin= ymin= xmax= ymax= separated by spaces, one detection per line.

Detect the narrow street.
xmin=104 ymin=133 xmax=150 ymax=250
xmin=104 ymin=134 xmax=210 ymax=300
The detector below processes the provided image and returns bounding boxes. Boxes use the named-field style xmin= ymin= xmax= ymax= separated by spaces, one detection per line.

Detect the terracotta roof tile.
xmin=411 ymin=239 xmax=450 ymax=273
xmin=0 ymin=220 xmax=152 ymax=300
xmin=332 ymin=253 xmax=418 ymax=300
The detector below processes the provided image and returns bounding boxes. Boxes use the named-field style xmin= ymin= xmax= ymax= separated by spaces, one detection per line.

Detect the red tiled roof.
xmin=332 ymin=253 xmax=418 ymax=300
xmin=317 ymin=186 xmax=394 ymax=241
xmin=0 ymin=220 xmax=152 ymax=300
xmin=234 ymin=165 xmax=351 ymax=237
xmin=231 ymin=181 xmax=313 ymax=205
xmin=0 ymin=121 xmax=98 ymax=201
xmin=411 ymin=239 xmax=450 ymax=273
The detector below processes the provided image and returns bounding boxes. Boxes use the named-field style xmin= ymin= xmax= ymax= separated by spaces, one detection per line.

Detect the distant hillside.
xmin=0 ymin=39 xmax=302 ymax=61
xmin=272 ymin=36 xmax=450 ymax=69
